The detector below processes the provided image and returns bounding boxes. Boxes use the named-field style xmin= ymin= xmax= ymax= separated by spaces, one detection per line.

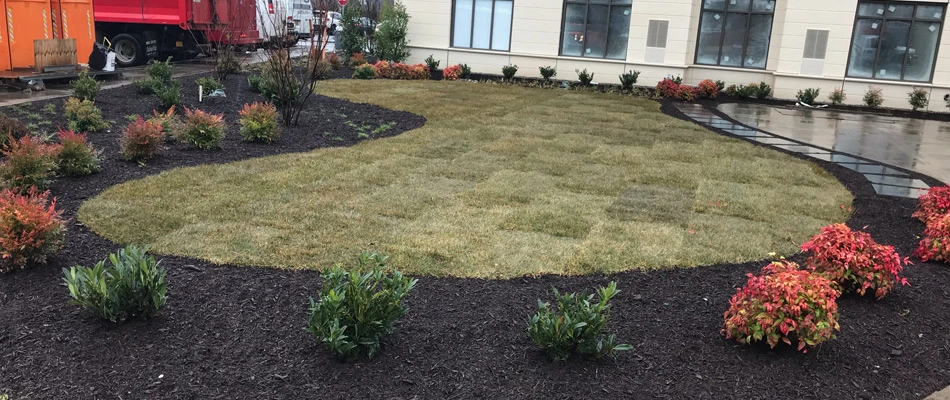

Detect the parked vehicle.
xmin=325 ymin=11 xmax=342 ymax=34
xmin=257 ymin=0 xmax=298 ymax=47
xmin=290 ymin=0 xmax=315 ymax=39
xmin=94 ymin=0 xmax=262 ymax=67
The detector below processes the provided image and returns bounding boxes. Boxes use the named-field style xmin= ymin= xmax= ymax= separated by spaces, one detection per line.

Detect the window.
xmin=695 ymin=0 xmax=775 ymax=69
xmin=560 ymin=0 xmax=632 ymax=60
xmin=452 ymin=0 xmax=513 ymax=51
xmin=847 ymin=2 xmax=944 ymax=82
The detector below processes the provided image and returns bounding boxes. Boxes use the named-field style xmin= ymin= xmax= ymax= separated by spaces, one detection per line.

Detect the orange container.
xmin=51 ymin=0 xmax=93 ymax=64
xmin=5 ymin=0 xmax=53 ymax=68
xmin=0 ymin=0 xmax=11 ymax=71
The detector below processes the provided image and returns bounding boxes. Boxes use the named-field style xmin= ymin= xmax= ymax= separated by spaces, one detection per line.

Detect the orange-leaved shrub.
xmin=373 ymin=61 xmax=429 ymax=80
xmin=443 ymin=65 xmax=463 ymax=81
xmin=722 ymin=260 xmax=840 ymax=352
xmin=0 ymin=188 xmax=64 ymax=273
xmin=914 ymin=213 xmax=950 ymax=263
xmin=119 ymin=116 xmax=165 ymax=161
xmin=0 ymin=135 xmax=60 ymax=192
xmin=238 ymin=102 xmax=280 ymax=143
xmin=655 ymin=78 xmax=681 ymax=98
xmin=697 ymin=79 xmax=720 ymax=99
xmin=349 ymin=52 xmax=366 ymax=67
xmin=801 ymin=223 xmax=909 ymax=299
xmin=325 ymin=52 xmax=342 ymax=70
xmin=675 ymin=85 xmax=697 ymax=102
xmin=55 ymin=128 xmax=100 ymax=176
xmin=179 ymin=108 xmax=226 ymax=150
xmin=912 ymin=185 xmax=950 ymax=223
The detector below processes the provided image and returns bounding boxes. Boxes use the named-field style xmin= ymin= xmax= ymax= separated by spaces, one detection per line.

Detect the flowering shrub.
xmin=0 ymin=135 xmax=59 ymax=192
xmin=0 ymin=188 xmax=64 ymax=273
xmin=801 ymin=223 xmax=909 ymax=299
xmin=238 ymin=102 xmax=280 ymax=143
xmin=675 ymin=85 xmax=697 ymax=102
xmin=119 ymin=116 xmax=165 ymax=161
xmin=912 ymin=185 xmax=950 ymax=223
xmin=697 ymin=79 xmax=719 ymax=99
xmin=55 ymin=128 xmax=100 ymax=176
xmin=655 ymin=78 xmax=680 ymax=98
xmin=722 ymin=261 xmax=840 ymax=352
xmin=443 ymin=65 xmax=463 ymax=81
xmin=179 ymin=108 xmax=226 ymax=150
xmin=914 ymin=213 xmax=950 ymax=263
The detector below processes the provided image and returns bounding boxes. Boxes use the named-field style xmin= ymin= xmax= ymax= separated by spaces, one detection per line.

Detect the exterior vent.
xmin=802 ymin=29 xmax=829 ymax=59
xmin=647 ymin=20 xmax=669 ymax=48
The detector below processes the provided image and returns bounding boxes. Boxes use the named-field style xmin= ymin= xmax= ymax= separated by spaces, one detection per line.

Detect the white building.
xmin=401 ymin=0 xmax=950 ymax=109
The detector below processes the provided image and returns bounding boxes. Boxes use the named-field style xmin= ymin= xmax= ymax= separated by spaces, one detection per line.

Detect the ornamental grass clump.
xmin=801 ymin=223 xmax=909 ymax=299
xmin=914 ymin=213 xmax=950 ymax=263
xmin=0 ymin=135 xmax=59 ymax=192
xmin=64 ymin=245 xmax=167 ymax=323
xmin=238 ymin=102 xmax=279 ymax=143
xmin=54 ymin=128 xmax=100 ymax=176
xmin=913 ymin=185 xmax=950 ymax=223
xmin=119 ymin=116 xmax=165 ymax=161
xmin=179 ymin=108 xmax=226 ymax=150
xmin=0 ymin=188 xmax=64 ymax=273
xmin=527 ymin=282 xmax=632 ymax=361
xmin=306 ymin=252 xmax=417 ymax=361
xmin=722 ymin=261 xmax=839 ymax=353
xmin=64 ymin=97 xmax=110 ymax=132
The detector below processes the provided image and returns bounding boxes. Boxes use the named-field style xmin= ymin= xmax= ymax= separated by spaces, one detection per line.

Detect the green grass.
xmin=79 ymin=80 xmax=852 ymax=278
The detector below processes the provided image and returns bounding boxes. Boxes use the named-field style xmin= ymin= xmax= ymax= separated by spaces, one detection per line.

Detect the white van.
xmin=257 ymin=0 xmax=297 ymax=46
xmin=290 ymin=0 xmax=315 ymax=39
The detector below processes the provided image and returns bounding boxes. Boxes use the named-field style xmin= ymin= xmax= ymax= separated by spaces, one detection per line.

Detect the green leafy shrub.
xmin=196 ymin=76 xmax=223 ymax=96
xmin=864 ymin=87 xmax=884 ymax=108
xmin=306 ymin=252 xmax=417 ymax=361
xmin=0 ymin=135 xmax=59 ymax=191
xmin=353 ymin=64 xmax=377 ymax=79
xmin=71 ymin=69 xmax=101 ymax=101
xmin=755 ymin=82 xmax=772 ymax=99
xmin=119 ymin=116 xmax=165 ymax=161
xmin=736 ymin=84 xmax=758 ymax=99
xmin=338 ymin=1 xmax=366 ymax=57
xmin=63 ymin=97 xmax=110 ymax=132
xmin=179 ymin=108 xmax=226 ymax=150
xmin=801 ymin=223 xmax=909 ymax=299
xmin=722 ymin=260 xmax=839 ymax=353
xmin=374 ymin=2 xmax=411 ymax=63
xmin=155 ymin=82 xmax=182 ymax=111
xmin=460 ymin=64 xmax=472 ymax=79
xmin=145 ymin=59 xmax=174 ymax=82
xmin=133 ymin=77 xmax=162 ymax=95
xmin=64 ymin=245 xmax=167 ymax=322
xmin=238 ymin=102 xmax=279 ymax=143
xmin=248 ymin=74 xmax=266 ymax=93
xmin=576 ymin=68 xmax=594 ymax=87
xmin=715 ymin=80 xmax=725 ymax=91
xmin=0 ymin=114 xmax=31 ymax=148
xmin=0 ymin=188 xmax=64 ymax=273
xmin=214 ymin=50 xmax=242 ymax=78
xmin=619 ymin=70 xmax=639 ymax=90
xmin=539 ymin=66 xmax=557 ymax=82
xmin=528 ymin=282 xmax=631 ymax=361
xmin=908 ymin=87 xmax=929 ymax=111
xmin=797 ymin=88 xmax=821 ymax=105
xmin=502 ymin=64 xmax=518 ymax=82
xmin=311 ymin=60 xmax=332 ymax=81
xmin=54 ymin=128 xmax=100 ymax=176
xmin=828 ymin=88 xmax=846 ymax=105
xmin=424 ymin=54 xmax=440 ymax=70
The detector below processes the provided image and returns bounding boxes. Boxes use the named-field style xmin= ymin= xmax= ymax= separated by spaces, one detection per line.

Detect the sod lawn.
xmin=78 ymin=80 xmax=852 ymax=278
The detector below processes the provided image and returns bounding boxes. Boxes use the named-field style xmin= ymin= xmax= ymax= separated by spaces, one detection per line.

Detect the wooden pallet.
xmin=34 ymin=39 xmax=78 ymax=72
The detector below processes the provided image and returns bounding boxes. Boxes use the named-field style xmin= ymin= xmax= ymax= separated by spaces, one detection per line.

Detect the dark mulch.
xmin=1 ymin=74 xmax=949 ymax=400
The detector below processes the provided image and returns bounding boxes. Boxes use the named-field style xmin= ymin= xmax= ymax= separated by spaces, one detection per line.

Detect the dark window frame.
xmin=844 ymin=1 xmax=945 ymax=83
xmin=692 ymin=0 xmax=776 ymax=70
xmin=450 ymin=0 xmax=515 ymax=52
xmin=557 ymin=0 xmax=632 ymax=60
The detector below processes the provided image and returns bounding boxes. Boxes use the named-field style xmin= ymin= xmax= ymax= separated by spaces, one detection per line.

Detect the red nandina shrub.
xmin=443 ymin=65 xmax=463 ymax=81
xmin=374 ymin=61 xmax=391 ymax=78
xmin=119 ymin=116 xmax=165 ymax=161
xmin=675 ymin=85 xmax=697 ymax=102
xmin=655 ymin=78 xmax=680 ymax=98
xmin=55 ymin=128 xmax=100 ymax=177
xmin=0 ymin=188 xmax=64 ymax=273
xmin=722 ymin=260 xmax=840 ymax=352
xmin=801 ymin=223 xmax=909 ymax=299
xmin=912 ymin=185 xmax=950 ymax=223
xmin=349 ymin=52 xmax=366 ymax=67
xmin=697 ymin=79 xmax=719 ymax=99
xmin=914 ymin=213 xmax=950 ymax=263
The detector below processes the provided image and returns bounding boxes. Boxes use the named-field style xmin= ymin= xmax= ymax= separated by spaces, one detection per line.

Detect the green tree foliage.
xmin=374 ymin=1 xmax=411 ymax=63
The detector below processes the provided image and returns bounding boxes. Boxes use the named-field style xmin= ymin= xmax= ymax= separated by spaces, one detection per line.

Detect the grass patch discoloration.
xmin=79 ymin=81 xmax=852 ymax=278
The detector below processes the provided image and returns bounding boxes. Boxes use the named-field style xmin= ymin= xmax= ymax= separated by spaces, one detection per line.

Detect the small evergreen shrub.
xmin=306 ymin=252 xmax=417 ymax=361
xmin=576 ymin=68 xmax=594 ymax=87
xmin=145 ymin=60 xmax=174 ymax=82
xmin=460 ymin=64 xmax=472 ymax=79
xmin=696 ymin=79 xmax=719 ymax=98
xmin=908 ymin=87 xmax=929 ymax=111
xmin=755 ymin=82 xmax=772 ymax=99
xmin=349 ymin=52 xmax=367 ymax=67
xmin=311 ymin=60 xmax=332 ymax=81
xmin=64 ymin=97 xmax=110 ymax=133
xmin=0 ymin=135 xmax=59 ymax=192
xmin=54 ymin=128 xmax=100 ymax=176
xmin=442 ymin=65 xmax=463 ymax=81
xmin=196 ymin=76 xmax=223 ymax=96
xmin=133 ymin=77 xmax=162 ymax=95
xmin=353 ymin=64 xmax=378 ymax=79
xmin=64 ymin=245 xmax=167 ymax=322
xmin=528 ymin=282 xmax=632 ymax=361
xmin=914 ymin=213 xmax=950 ymax=263
xmin=502 ymin=64 xmax=518 ymax=82
xmin=801 ymin=223 xmax=909 ymax=299
xmin=725 ymin=84 xmax=738 ymax=96
xmin=797 ymin=88 xmax=821 ymax=105
xmin=247 ymin=74 xmax=266 ymax=93
xmin=424 ymin=54 xmax=440 ymax=70
xmin=619 ymin=70 xmax=640 ymax=91
xmin=829 ymin=88 xmax=846 ymax=105
xmin=238 ymin=102 xmax=279 ymax=143
xmin=539 ymin=66 xmax=557 ymax=82
xmin=670 ymin=75 xmax=683 ymax=85
xmin=913 ymin=185 xmax=950 ymax=223
xmin=71 ymin=69 xmax=101 ymax=102
xmin=0 ymin=188 xmax=64 ymax=273
xmin=179 ymin=108 xmax=226 ymax=150
xmin=736 ymin=84 xmax=758 ymax=99
xmin=119 ymin=116 xmax=165 ymax=161
xmin=325 ymin=52 xmax=343 ymax=70
xmin=155 ymin=82 xmax=182 ymax=111
xmin=722 ymin=261 xmax=839 ymax=352
xmin=864 ymin=87 xmax=884 ymax=108
xmin=715 ymin=80 xmax=725 ymax=91
xmin=0 ymin=114 xmax=31 ymax=148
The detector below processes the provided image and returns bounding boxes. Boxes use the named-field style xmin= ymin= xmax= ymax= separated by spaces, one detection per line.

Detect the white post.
xmin=199 ymin=85 xmax=203 ymax=102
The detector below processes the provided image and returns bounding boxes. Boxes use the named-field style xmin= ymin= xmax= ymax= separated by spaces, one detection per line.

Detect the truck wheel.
xmin=112 ymin=34 xmax=146 ymax=67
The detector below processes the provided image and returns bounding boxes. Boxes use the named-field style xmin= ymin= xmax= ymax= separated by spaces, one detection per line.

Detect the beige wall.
xmin=403 ymin=0 xmax=950 ymax=110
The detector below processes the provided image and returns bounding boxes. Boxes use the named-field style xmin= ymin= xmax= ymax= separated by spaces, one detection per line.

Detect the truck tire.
xmin=111 ymin=33 xmax=146 ymax=67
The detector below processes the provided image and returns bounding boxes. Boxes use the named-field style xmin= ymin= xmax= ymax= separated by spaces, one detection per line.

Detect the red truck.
xmin=94 ymin=0 xmax=262 ymax=67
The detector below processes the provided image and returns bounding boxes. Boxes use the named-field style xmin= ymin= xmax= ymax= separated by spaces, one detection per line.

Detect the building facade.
xmin=401 ymin=0 xmax=950 ymax=109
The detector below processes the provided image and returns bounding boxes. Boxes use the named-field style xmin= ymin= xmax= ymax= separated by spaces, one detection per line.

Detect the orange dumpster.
xmin=5 ymin=0 xmax=53 ymax=68
xmin=51 ymin=0 xmax=93 ymax=64
xmin=0 ymin=0 xmax=11 ymax=71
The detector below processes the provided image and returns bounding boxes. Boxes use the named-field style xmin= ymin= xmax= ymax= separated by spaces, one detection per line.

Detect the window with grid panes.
xmin=847 ymin=2 xmax=945 ymax=82
xmin=560 ymin=0 xmax=632 ymax=60
xmin=695 ymin=0 xmax=775 ymax=69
